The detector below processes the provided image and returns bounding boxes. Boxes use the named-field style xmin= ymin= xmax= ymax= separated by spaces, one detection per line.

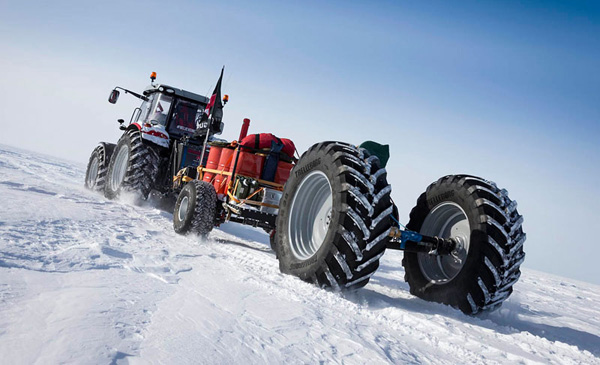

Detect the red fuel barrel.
xmin=233 ymin=151 xmax=265 ymax=179
xmin=202 ymin=146 xmax=223 ymax=184
xmin=275 ymin=161 xmax=294 ymax=185
xmin=214 ymin=147 xmax=235 ymax=194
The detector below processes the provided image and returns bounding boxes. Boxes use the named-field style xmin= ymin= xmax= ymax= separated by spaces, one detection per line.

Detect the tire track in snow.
xmin=2 ymin=144 xmax=599 ymax=364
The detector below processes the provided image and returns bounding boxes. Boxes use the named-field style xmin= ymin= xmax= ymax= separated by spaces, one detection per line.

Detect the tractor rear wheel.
xmin=173 ymin=180 xmax=217 ymax=238
xmin=403 ymin=175 xmax=526 ymax=314
xmin=276 ymin=142 xmax=393 ymax=290
xmin=104 ymin=129 xmax=159 ymax=200
xmin=85 ymin=143 xmax=115 ymax=191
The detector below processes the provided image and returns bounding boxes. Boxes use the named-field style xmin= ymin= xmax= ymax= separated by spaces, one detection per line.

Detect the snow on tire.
xmin=173 ymin=180 xmax=217 ymax=238
xmin=104 ymin=129 xmax=159 ymax=200
xmin=276 ymin=141 xmax=393 ymax=290
xmin=403 ymin=175 xmax=526 ymax=314
xmin=84 ymin=143 xmax=115 ymax=191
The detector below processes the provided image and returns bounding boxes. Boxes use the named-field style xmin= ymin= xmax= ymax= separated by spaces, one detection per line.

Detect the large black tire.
xmin=84 ymin=143 xmax=115 ymax=191
xmin=403 ymin=175 xmax=526 ymax=314
xmin=276 ymin=141 xmax=394 ymax=290
xmin=173 ymin=180 xmax=217 ymax=237
xmin=104 ymin=129 xmax=159 ymax=200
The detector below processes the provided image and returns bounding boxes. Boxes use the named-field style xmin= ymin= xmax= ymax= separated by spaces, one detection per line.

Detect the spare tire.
xmin=276 ymin=141 xmax=393 ymax=290
xmin=403 ymin=175 xmax=526 ymax=314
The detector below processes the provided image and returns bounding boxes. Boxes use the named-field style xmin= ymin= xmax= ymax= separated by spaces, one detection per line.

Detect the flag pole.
xmin=199 ymin=67 xmax=224 ymax=170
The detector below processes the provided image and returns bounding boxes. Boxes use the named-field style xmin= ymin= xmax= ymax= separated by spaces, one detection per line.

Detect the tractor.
xmin=86 ymin=71 xmax=526 ymax=314
xmin=84 ymin=71 xmax=225 ymax=201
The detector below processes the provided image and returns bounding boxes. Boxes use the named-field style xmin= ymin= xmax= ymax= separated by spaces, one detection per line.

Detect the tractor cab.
xmin=139 ymin=84 xmax=213 ymax=140
xmin=106 ymin=72 xmax=228 ymax=192
xmin=109 ymin=74 xmax=223 ymax=147
xmin=138 ymin=84 xmax=220 ymax=184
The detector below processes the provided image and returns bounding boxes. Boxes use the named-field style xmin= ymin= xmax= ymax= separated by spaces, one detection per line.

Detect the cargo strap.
xmin=261 ymin=140 xmax=284 ymax=182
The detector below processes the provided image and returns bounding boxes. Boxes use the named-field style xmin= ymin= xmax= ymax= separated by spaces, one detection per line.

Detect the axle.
xmin=387 ymin=226 xmax=460 ymax=256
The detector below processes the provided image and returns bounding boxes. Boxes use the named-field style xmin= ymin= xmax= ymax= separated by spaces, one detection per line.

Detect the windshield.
xmin=136 ymin=94 xmax=155 ymax=123
xmin=146 ymin=94 xmax=173 ymax=126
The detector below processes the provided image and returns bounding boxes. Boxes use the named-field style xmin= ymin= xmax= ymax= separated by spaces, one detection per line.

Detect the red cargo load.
xmin=275 ymin=161 xmax=294 ymax=185
xmin=233 ymin=151 xmax=265 ymax=180
xmin=239 ymin=133 xmax=295 ymax=158
xmin=202 ymin=146 xmax=223 ymax=184
xmin=214 ymin=147 xmax=235 ymax=195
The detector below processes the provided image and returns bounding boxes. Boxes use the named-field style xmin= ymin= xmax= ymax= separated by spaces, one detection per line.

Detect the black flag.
xmin=206 ymin=67 xmax=224 ymax=124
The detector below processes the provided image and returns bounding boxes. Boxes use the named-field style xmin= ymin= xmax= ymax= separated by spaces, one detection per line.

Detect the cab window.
xmin=136 ymin=93 xmax=156 ymax=124
xmin=169 ymin=99 xmax=202 ymax=135
xmin=148 ymin=94 xmax=173 ymax=126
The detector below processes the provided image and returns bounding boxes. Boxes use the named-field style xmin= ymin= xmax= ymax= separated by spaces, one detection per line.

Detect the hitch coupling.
xmin=387 ymin=226 xmax=459 ymax=256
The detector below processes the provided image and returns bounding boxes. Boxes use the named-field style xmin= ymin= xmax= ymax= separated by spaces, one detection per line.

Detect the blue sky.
xmin=1 ymin=0 xmax=599 ymax=284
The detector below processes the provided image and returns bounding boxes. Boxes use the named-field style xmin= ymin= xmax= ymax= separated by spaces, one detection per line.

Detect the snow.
xmin=1 ymin=144 xmax=599 ymax=364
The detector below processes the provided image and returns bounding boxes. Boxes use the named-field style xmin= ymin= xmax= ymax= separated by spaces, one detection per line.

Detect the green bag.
xmin=359 ymin=141 xmax=390 ymax=168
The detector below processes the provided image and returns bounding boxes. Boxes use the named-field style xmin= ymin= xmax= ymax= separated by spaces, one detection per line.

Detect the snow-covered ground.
xmin=0 ymin=144 xmax=598 ymax=364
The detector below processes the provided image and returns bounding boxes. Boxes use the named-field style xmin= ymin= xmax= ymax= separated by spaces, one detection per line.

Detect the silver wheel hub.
xmin=418 ymin=202 xmax=470 ymax=284
xmin=288 ymin=171 xmax=333 ymax=261
xmin=110 ymin=144 xmax=130 ymax=192
xmin=178 ymin=196 xmax=189 ymax=222
xmin=86 ymin=156 xmax=99 ymax=188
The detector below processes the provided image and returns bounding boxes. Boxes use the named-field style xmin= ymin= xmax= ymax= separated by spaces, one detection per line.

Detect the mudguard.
xmin=140 ymin=124 xmax=170 ymax=148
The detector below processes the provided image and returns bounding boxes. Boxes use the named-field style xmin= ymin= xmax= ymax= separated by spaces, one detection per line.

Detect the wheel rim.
xmin=86 ymin=156 xmax=99 ymax=188
xmin=178 ymin=196 xmax=189 ymax=222
xmin=110 ymin=144 xmax=130 ymax=192
xmin=288 ymin=171 xmax=333 ymax=260
xmin=418 ymin=202 xmax=470 ymax=284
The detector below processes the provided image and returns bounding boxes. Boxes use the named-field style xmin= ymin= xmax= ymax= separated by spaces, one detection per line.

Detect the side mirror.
xmin=108 ymin=89 xmax=120 ymax=104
